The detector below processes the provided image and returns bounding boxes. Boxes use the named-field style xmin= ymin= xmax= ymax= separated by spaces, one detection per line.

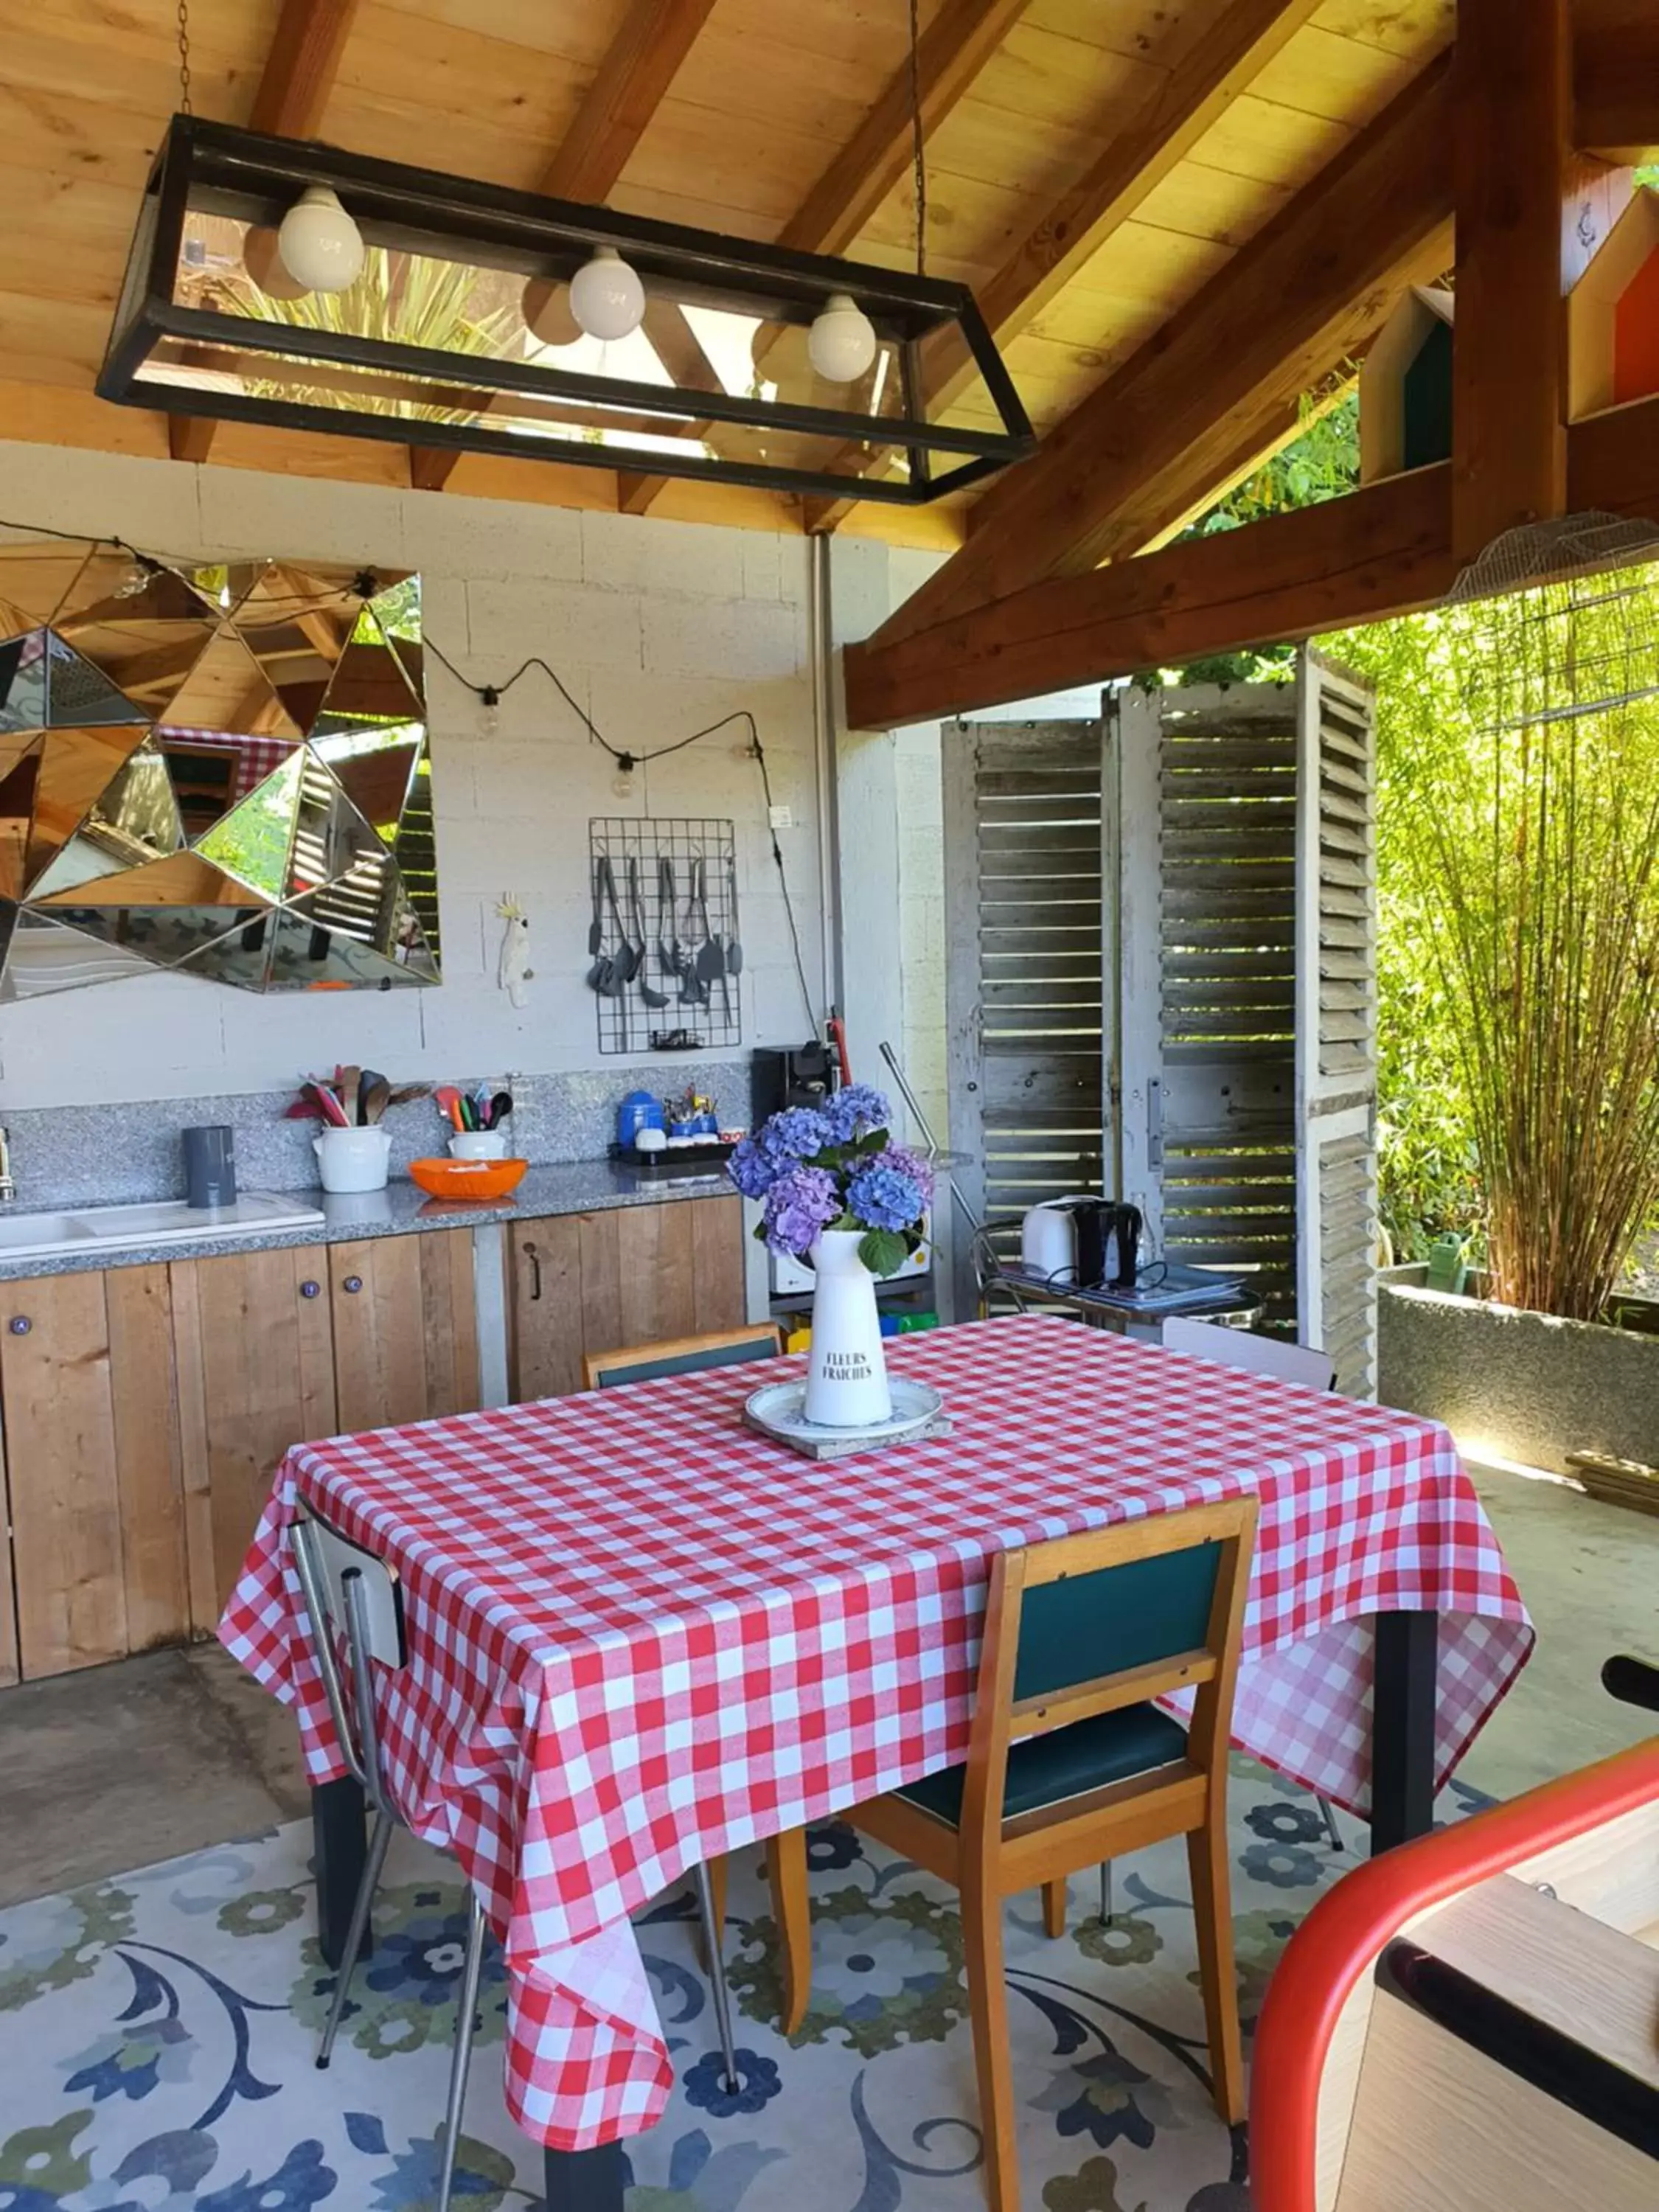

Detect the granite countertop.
xmin=0 ymin=1159 xmax=736 ymax=1282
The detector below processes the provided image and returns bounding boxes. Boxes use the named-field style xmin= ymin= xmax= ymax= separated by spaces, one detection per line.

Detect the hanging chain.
xmin=175 ymin=0 xmax=193 ymax=115
xmin=908 ymin=0 xmax=927 ymax=276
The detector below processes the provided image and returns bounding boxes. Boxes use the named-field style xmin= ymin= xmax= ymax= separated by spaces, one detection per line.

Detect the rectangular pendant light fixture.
xmin=99 ymin=116 xmax=1036 ymax=505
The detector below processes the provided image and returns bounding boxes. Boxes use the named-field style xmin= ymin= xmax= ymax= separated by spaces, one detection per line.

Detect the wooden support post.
xmin=1451 ymin=0 xmax=1571 ymax=564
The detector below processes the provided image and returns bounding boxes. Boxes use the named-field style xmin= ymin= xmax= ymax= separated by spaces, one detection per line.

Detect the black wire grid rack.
xmin=588 ymin=818 xmax=741 ymax=1056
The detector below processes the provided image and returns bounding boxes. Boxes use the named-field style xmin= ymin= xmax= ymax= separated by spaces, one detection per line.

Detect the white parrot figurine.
xmin=496 ymin=894 xmax=533 ymax=1009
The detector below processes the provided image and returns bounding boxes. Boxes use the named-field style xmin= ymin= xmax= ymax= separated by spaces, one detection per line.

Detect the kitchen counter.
xmin=0 ymin=1158 xmax=734 ymax=1281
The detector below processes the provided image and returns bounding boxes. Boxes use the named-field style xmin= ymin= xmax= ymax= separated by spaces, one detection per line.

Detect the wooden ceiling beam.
xmin=867 ymin=56 xmax=1454 ymax=650
xmin=841 ymin=389 xmax=1659 ymax=729
xmin=620 ymin=0 xmax=1031 ymax=518
xmin=1576 ymin=4 xmax=1659 ymax=160
xmin=1452 ymin=0 xmax=1571 ymax=563
xmin=167 ymin=0 xmax=361 ymax=468
xmin=796 ymin=0 xmax=1324 ymax=539
xmin=411 ymin=0 xmax=717 ymax=496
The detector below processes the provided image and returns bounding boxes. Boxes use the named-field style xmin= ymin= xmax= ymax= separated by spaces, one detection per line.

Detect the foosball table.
xmin=1252 ymin=1655 xmax=1659 ymax=2211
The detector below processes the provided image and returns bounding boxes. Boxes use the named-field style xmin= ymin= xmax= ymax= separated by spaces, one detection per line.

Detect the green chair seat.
xmin=895 ymin=1703 xmax=1190 ymax=1827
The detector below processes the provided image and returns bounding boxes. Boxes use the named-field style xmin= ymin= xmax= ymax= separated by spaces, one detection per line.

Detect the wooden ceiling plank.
xmin=1576 ymin=4 xmax=1659 ymax=161
xmin=866 ymin=52 xmax=1453 ymax=649
xmin=620 ymin=0 xmax=1032 ymax=518
xmin=411 ymin=0 xmax=718 ymax=495
xmin=171 ymin=1 xmax=361 ymax=467
xmin=842 ymin=389 xmax=1659 ymax=728
xmin=1451 ymin=0 xmax=1571 ymax=563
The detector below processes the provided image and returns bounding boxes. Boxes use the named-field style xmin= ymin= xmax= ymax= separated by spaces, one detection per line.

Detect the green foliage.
xmin=1329 ymin=577 xmax=1659 ymax=1318
xmin=857 ymin=1228 xmax=910 ymax=1279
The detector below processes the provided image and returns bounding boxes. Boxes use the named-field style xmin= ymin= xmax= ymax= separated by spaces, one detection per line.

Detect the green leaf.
xmin=855 ymin=1127 xmax=890 ymax=1155
xmin=858 ymin=1228 xmax=908 ymax=1277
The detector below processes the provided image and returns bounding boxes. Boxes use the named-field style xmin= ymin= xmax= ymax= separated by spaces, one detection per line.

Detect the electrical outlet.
xmin=768 ymin=803 xmax=793 ymax=830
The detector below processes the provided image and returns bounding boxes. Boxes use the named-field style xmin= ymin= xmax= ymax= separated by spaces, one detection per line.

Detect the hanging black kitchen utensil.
xmin=630 ymin=857 xmax=670 ymax=1009
xmin=585 ymin=857 xmax=612 ymax=992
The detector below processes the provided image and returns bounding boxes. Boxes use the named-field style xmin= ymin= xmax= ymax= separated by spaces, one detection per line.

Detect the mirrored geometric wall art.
xmin=0 ymin=538 xmax=439 ymax=999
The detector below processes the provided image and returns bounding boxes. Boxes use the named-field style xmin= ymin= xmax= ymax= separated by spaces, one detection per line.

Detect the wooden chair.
xmin=583 ymin=1321 xmax=783 ymax=1390
xmin=1161 ymin=1313 xmax=1336 ymax=1392
xmin=843 ymin=1498 xmax=1259 ymax=2212
xmin=1160 ymin=1317 xmax=1346 ymax=1851
xmin=582 ymin=1317 xmax=812 ymax=2034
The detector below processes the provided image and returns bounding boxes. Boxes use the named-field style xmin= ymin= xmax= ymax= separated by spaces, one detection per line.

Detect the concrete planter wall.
xmin=1378 ymin=1264 xmax=1659 ymax=1475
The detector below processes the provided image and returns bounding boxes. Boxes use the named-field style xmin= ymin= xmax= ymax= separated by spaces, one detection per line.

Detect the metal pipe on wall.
xmin=807 ymin=532 xmax=844 ymax=1022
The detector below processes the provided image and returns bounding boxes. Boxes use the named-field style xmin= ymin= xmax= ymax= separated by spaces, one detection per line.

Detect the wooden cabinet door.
xmin=0 ymin=1265 xmax=187 ymax=1678
xmin=171 ymin=1245 xmax=337 ymax=1624
xmin=508 ymin=1196 xmax=747 ymax=1400
xmin=330 ymin=1231 xmax=479 ymax=1433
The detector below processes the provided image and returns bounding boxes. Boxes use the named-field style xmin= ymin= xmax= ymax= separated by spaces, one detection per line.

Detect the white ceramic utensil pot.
xmin=313 ymin=1127 xmax=392 ymax=1193
xmin=804 ymin=1228 xmax=893 ymax=1425
xmin=449 ymin=1133 xmax=508 ymax=1160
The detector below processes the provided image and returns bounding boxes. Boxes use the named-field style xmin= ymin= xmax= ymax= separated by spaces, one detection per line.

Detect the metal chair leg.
xmin=1098 ymin=1860 xmax=1113 ymax=1927
xmin=434 ymin=1886 xmax=489 ymax=2212
xmin=316 ymin=1808 xmax=394 ymax=2068
xmin=1317 ymin=1795 xmax=1345 ymax=1851
xmin=693 ymin=1859 xmax=740 ymax=2094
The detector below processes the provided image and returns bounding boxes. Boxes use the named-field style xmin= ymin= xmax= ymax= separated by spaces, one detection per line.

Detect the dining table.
xmin=221 ymin=1311 xmax=1534 ymax=2212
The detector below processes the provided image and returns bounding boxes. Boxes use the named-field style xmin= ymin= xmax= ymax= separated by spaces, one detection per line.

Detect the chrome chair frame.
xmin=289 ymin=1511 xmax=739 ymax=2212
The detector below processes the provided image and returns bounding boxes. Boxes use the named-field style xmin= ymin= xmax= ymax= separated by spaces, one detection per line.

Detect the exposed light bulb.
xmin=480 ymin=686 xmax=501 ymax=737
xmin=114 ymin=554 xmax=155 ymax=599
xmin=569 ymin=246 xmax=646 ymax=342
xmin=611 ymin=748 xmax=638 ymax=801
xmin=522 ymin=276 xmax=582 ymax=348
xmin=807 ymin=293 xmax=877 ymax=383
xmin=277 ymin=186 xmax=366 ymax=295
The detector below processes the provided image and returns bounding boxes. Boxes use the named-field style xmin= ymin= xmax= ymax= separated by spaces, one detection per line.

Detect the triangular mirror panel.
xmin=36 ymin=901 xmax=268 ymax=981
xmin=285 ymin=750 xmax=389 ymax=903
xmin=157 ymin=730 xmax=301 ymax=842
xmin=0 ymin=631 xmax=47 ymax=731
xmin=170 ymin=908 xmax=277 ymax=991
xmin=27 ymin=740 xmax=184 ymax=900
xmin=309 ymin=722 xmax=425 ymax=838
xmin=55 ymin=557 xmax=216 ymax=632
xmin=24 ymin=723 xmax=154 ymax=894
xmin=43 ymin=633 xmax=150 ymax=727
xmin=264 ymin=900 xmax=429 ymax=992
xmin=34 ymin=846 xmax=268 ymax=909
xmin=317 ymin=616 xmax=423 ymax=726
xmin=0 ymin=906 xmax=164 ymax=1001
xmin=160 ymin=622 xmax=304 ymax=740
xmin=192 ymin=747 xmax=305 ymax=901
xmin=56 ymin=615 xmax=219 ymax=717
xmin=0 ymin=540 xmax=97 ymax=629
xmin=0 ymin=740 xmax=43 ymax=903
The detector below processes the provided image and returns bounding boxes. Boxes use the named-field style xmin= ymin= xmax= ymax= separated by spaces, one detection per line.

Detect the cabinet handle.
xmin=299 ymin=1279 xmax=321 ymax=1299
xmin=524 ymin=1241 xmax=542 ymax=1301
xmin=342 ymin=1275 xmax=364 ymax=1295
xmin=7 ymin=1315 xmax=29 ymax=1335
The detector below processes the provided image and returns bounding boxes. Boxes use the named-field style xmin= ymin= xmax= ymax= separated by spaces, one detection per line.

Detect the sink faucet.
xmin=0 ymin=1125 xmax=13 ymax=1203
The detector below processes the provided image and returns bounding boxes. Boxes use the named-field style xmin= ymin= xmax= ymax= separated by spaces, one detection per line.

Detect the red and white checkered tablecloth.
xmin=220 ymin=1312 xmax=1531 ymax=2152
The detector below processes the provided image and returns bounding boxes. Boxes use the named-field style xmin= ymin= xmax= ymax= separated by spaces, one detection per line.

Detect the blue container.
xmin=616 ymin=1090 xmax=664 ymax=1148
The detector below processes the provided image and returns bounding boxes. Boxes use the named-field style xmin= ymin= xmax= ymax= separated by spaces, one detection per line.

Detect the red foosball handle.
xmin=1250 ymin=1737 xmax=1659 ymax=2212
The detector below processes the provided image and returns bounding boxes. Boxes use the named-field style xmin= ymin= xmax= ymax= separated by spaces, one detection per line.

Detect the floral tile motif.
xmin=0 ymin=1767 xmax=1412 ymax=2211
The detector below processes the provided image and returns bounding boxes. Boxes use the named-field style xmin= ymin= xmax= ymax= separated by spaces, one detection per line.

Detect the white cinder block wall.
xmin=0 ymin=444 xmax=829 ymax=1110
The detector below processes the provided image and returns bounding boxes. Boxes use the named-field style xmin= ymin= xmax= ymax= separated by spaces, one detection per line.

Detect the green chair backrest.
xmin=596 ymin=1335 xmax=780 ymax=1387
xmin=1012 ymin=1542 xmax=1222 ymax=1704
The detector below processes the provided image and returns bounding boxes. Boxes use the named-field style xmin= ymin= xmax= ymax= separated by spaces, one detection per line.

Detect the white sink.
xmin=0 ymin=1192 xmax=328 ymax=1264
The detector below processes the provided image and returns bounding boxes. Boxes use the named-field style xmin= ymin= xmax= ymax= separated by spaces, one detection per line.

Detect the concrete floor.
xmin=0 ymin=1471 xmax=1653 ymax=1909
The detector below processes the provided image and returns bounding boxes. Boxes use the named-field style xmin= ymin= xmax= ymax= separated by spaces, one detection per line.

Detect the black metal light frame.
xmin=99 ymin=116 xmax=1037 ymax=504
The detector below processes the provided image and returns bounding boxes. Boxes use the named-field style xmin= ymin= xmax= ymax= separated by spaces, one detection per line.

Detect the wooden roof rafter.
xmin=169 ymin=0 xmax=361 ymax=466
xmin=615 ymin=0 xmax=1034 ymax=518
xmin=410 ymin=0 xmax=720 ymax=495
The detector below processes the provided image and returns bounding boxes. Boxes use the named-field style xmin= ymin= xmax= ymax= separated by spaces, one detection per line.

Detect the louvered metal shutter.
xmin=1295 ymin=652 xmax=1380 ymax=1396
xmin=1117 ymin=684 xmax=1299 ymax=1333
xmin=942 ymin=720 xmax=1106 ymax=1318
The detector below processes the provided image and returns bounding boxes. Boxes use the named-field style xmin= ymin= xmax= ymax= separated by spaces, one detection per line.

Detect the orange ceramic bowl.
xmin=407 ymin=1156 xmax=529 ymax=1200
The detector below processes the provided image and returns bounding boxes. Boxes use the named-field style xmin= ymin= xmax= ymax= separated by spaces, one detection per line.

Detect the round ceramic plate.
xmin=744 ymin=1374 xmax=945 ymax=1447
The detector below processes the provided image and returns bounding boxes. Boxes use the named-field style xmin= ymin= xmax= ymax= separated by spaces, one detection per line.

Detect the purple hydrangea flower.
xmin=758 ymin=1106 xmax=832 ymax=1164
xmin=821 ymin=1085 xmax=891 ymax=1144
xmin=762 ymin=1164 xmax=843 ymax=1255
xmin=869 ymin=1143 xmax=934 ymax=1207
xmin=725 ymin=1134 xmax=778 ymax=1200
xmin=846 ymin=1159 xmax=927 ymax=1233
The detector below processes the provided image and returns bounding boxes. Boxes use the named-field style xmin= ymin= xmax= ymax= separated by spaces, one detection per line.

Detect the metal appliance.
xmin=1019 ymin=1196 xmax=1142 ymax=1290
